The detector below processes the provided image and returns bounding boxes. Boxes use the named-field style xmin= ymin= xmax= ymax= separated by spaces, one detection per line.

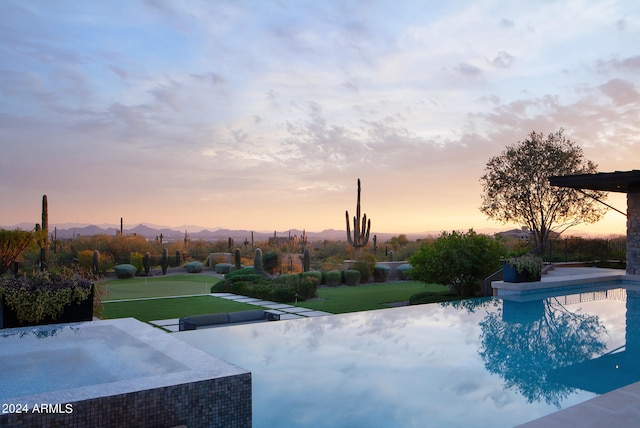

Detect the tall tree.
xmin=480 ymin=129 xmax=607 ymax=253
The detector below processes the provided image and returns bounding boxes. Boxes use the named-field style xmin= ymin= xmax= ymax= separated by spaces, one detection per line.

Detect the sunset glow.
xmin=1 ymin=1 xmax=637 ymax=236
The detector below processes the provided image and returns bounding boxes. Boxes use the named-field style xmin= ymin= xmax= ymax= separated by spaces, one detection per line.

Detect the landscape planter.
xmin=502 ymin=262 xmax=541 ymax=283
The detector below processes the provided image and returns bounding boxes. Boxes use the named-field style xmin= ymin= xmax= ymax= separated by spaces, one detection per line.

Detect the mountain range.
xmin=1 ymin=223 xmax=433 ymax=242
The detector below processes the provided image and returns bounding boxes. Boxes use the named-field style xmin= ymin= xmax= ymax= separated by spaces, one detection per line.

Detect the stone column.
xmin=627 ymin=192 xmax=640 ymax=275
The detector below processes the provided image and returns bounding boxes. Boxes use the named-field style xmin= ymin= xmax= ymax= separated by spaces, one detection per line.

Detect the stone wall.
xmin=628 ymin=192 xmax=640 ymax=275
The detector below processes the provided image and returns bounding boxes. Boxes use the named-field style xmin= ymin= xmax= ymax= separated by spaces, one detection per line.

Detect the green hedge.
xmin=273 ymin=273 xmax=300 ymax=288
xmin=324 ymin=270 xmax=342 ymax=287
xmin=299 ymin=272 xmax=321 ymax=299
xmin=373 ymin=265 xmax=391 ymax=282
xmin=344 ymin=269 xmax=361 ymax=286
xmin=397 ymin=264 xmax=413 ymax=280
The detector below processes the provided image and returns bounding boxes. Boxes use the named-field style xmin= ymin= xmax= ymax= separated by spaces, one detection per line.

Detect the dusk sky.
xmin=1 ymin=0 xmax=638 ymax=236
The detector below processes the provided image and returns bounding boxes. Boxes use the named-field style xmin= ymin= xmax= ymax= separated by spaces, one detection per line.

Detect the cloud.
xmin=596 ymin=55 xmax=640 ymax=73
xmin=599 ymin=79 xmax=639 ymax=105
xmin=456 ymin=62 xmax=483 ymax=78
xmin=489 ymin=51 xmax=515 ymax=68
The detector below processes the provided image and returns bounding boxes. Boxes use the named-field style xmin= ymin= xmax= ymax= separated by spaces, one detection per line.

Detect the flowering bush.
xmin=0 ymin=269 xmax=93 ymax=325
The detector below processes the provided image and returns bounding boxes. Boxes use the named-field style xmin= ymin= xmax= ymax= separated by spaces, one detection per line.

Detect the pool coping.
xmin=492 ymin=270 xmax=640 ymax=299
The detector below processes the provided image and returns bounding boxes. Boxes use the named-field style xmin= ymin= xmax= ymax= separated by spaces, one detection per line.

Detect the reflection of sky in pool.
xmin=178 ymin=287 xmax=639 ymax=427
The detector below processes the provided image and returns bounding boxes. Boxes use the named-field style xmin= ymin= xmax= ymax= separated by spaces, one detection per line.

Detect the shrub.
xmin=215 ymin=263 xmax=232 ymax=274
xmin=344 ymin=269 xmax=361 ymax=286
xmin=230 ymin=280 xmax=249 ymax=294
xmin=272 ymin=286 xmax=298 ymax=303
xmin=0 ymin=270 xmax=93 ymax=325
xmin=226 ymin=267 xmax=256 ymax=278
xmin=77 ymin=250 xmax=94 ymax=273
xmin=324 ymin=270 xmax=342 ymax=287
xmin=299 ymin=272 xmax=321 ymax=299
xmin=114 ymin=264 xmax=137 ymax=278
xmin=373 ymin=265 xmax=391 ymax=282
xmin=396 ymin=264 xmax=413 ymax=280
xmin=129 ymin=252 xmax=144 ymax=275
xmin=352 ymin=254 xmax=376 ymax=283
xmin=408 ymin=229 xmax=506 ymax=296
xmin=225 ymin=274 xmax=268 ymax=284
xmin=262 ymin=250 xmax=281 ymax=275
xmin=184 ymin=261 xmax=203 ymax=273
xmin=248 ymin=283 xmax=273 ymax=300
xmin=273 ymin=273 xmax=300 ymax=288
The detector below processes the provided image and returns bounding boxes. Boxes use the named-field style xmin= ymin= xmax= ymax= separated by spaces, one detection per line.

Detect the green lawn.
xmin=297 ymin=281 xmax=450 ymax=314
xmin=100 ymin=274 xmax=221 ymax=301
xmin=102 ymin=295 xmax=258 ymax=322
xmin=98 ymin=274 xmax=453 ymax=322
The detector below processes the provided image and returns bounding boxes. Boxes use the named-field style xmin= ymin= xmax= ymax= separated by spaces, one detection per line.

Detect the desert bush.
xmin=352 ymin=254 xmax=376 ymax=283
xmin=262 ymin=250 xmax=281 ymax=275
xmin=273 ymin=273 xmax=300 ymax=288
xmin=77 ymin=250 xmax=94 ymax=273
xmin=215 ymin=263 xmax=232 ymax=274
xmin=373 ymin=265 xmax=391 ymax=282
xmin=344 ymin=269 xmax=361 ymax=286
xmin=184 ymin=261 xmax=203 ymax=273
xmin=299 ymin=272 xmax=320 ymax=299
xmin=272 ymin=285 xmax=298 ymax=303
xmin=396 ymin=264 xmax=413 ymax=280
xmin=324 ymin=270 xmax=342 ymax=286
xmin=129 ymin=252 xmax=144 ymax=275
xmin=114 ymin=264 xmax=137 ymax=278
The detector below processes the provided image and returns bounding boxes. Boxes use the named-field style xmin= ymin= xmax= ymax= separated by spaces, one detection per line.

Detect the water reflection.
xmin=477 ymin=297 xmax=608 ymax=407
xmin=545 ymin=289 xmax=640 ymax=394
xmin=178 ymin=288 xmax=637 ymax=427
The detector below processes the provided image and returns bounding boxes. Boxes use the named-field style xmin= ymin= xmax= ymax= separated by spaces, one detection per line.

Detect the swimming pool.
xmin=178 ymin=284 xmax=640 ymax=427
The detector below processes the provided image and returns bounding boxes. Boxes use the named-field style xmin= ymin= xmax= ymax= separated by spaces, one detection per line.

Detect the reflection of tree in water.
xmin=477 ymin=298 xmax=607 ymax=407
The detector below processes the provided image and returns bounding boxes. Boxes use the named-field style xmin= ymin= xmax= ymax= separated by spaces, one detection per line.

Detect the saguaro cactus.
xmin=93 ymin=250 xmax=100 ymax=275
xmin=303 ymin=247 xmax=310 ymax=272
xmin=40 ymin=195 xmax=49 ymax=270
xmin=143 ymin=252 xmax=151 ymax=276
xmin=345 ymin=179 xmax=371 ymax=251
xmin=234 ymin=248 xmax=242 ymax=270
xmin=161 ymin=247 xmax=169 ymax=275
xmin=254 ymin=248 xmax=263 ymax=274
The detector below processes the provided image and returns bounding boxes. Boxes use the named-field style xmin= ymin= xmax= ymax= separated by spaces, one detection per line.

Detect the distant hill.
xmin=0 ymin=223 xmax=434 ymax=242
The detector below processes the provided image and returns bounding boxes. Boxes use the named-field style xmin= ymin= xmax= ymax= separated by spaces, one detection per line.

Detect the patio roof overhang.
xmin=549 ymin=170 xmax=640 ymax=193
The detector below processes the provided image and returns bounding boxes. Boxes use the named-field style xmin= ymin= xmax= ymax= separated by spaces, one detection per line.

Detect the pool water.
xmin=178 ymin=286 xmax=640 ymax=427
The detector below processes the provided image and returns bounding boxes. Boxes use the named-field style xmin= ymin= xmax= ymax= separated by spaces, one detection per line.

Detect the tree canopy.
xmin=0 ymin=229 xmax=40 ymax=276
xmin=480 ymin=129 xmax=607 ymax=253
xmin=408 ymin=229 xmax=505 ymax=296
